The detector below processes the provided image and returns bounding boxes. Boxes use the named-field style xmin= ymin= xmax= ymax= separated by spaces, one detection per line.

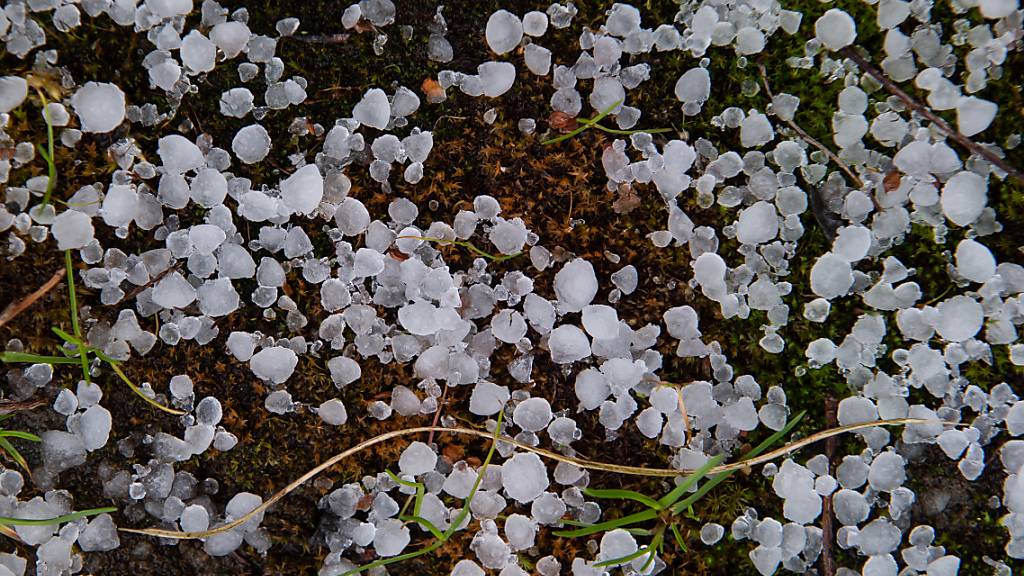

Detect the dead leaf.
xmin=548 ymin=111 xmax=578 ymax=133
xmin=883 ymin=169 xmax=901 ymax=193
xmin=612 ymin=183 xmax=641 ymax=215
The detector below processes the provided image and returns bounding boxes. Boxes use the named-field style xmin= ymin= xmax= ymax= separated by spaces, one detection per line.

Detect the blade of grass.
xmin=0 ymin=431 xmax=41 ymax=442
xmin=0 ymin=352 xmax=81 ymax=365
xmin=0 ymin=507 xmax=117 ymax=527
xmin=594 ymin=542 xmax=656 ymax=568
xmin=670 ymin=523 xmax=687 ymax=552
xmin=670 ymin=412 xmax=806 ymax=515
xmin=37 ymin=91 xmax=57 ymax=208
xmin=656 ymin=453 xmax=725 ymax=509
xmin=399 ymin=515 xmax=446 ymax=540
xmin=107 ymin=363 xmax=185 ymax=415
xmin=582 ymin=487 xmax=663 ymax=511
xmin=64 ymin=251 xmax=91 ymax=385
xmin=0 ymin=437 xmax=32 ymax=476
xmin=542 ymin=99 xmax=622 ymax=145
xmin=552 ymin=508 xmax=659 ymax=538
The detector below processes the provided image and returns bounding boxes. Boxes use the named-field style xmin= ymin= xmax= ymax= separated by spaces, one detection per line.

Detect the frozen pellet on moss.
xmin=232 ymin=124 xmax=271 ymax=164
xmin=327 ymin=356 xmax=361 ymax=387
xmin=485 ymin=10 xmax=523 ymax=54
xmin=815 ymin=9 xmax=856 ymax=50
xmin=250 ymin=346 xmax=298 ymax=384
xmin=71 ymin=82 xmax=126 ymax=133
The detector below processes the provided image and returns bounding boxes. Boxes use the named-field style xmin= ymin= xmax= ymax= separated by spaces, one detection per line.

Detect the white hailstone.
xmin=78 ymin=514 xmax=119 ymax=552
xmin=51 ymin=210 xmax=94 ymax=250
xmin=180 ymin=505 xmax=210 ymax=533
xmin=810 ymin=253 xmax=854 ymax=299
xmin=220 ymin=87 xmax=254 ymax=118
xmin=399 ymin=302 xmax=441 ymax=336
xmin=935 ymin=295 xmax=984 ymax=342
xmin=806 ymin=338 xmax=837 ymax=365
xmin=150 ymin=60 xmax=181 ymax=91
xmin=941 ymin=171 xmax=987 ymax=227
xmin=232 ymin=124 xmax=271 ymax=164
xmin=70 ymin=82 xmax=126 ymax=133
xmin=328 ymin=356 xmax=361 ymax=387
xmin=501 ymin=452 xmax=548 ymax=503
xmin=79 ymin=405 xmax=112 ymax=451
xmin=152 ymin=271 xmax=196 ymax=309
xmin=736 ymin=201 xmax=778 ymax=244
xmin=505 ymin=514 xmax=537 ymax=551
xmin=937 ymin=429 xmax=969 ymax=459
xmin=210 ymin=20 xmax=251 ymax=59
xmin=453 ymin=560 xmax=486 ymax=576
xmin=837 ymin=397 xmax=878 ymax=425
xmin=373 ymin=519 xmax=410 ymax=557
xmin=581 ymin=305 xmax=619 ymax=340
xmin=249 ymin=346 xmax=298 ymax=384
xmin=955 ymin=239 xmax=996 ymax=283
xmin=159 ymin=134 xmax=204 ymax=173
xmin=189 ymin=224 xmax=226 ymax=255
xmin=353 ymin=88 xmax=390 ymax=130
xmin=491 ymin=310 xmax=528 ymax=343
xmin=489 ymin=217 xmax=528 ymax=254
xmin=956 ymin=97 xmax=997 ymax=137
xmin=740 ymin=112 xmax=774 ymax=148
xmin=548 ymin=325 xmax=591 ymax=364
xmin=469 ymin=381 xmax=510 ymax=416
xmin=868 ymin=451 xmax=906 ymax=492
xmin=335 ymin=197 xmax=370 ymax=236
xmin=598 ymin=529 xmax=638 ymax=566
xmin=399 ymin=442 xmax=437 ymax=476
xmin=815 ymin=9 xmax=856 ymax=50
xmin=101 ymin=185 xmax=138 ymax=228
xmin=636 ymin=407 xmax=663 ymax=438
xmin=198 ymin=278 xmax=240 ymax=317
xmin=979 ymin=0 xmax=1018 ymax=18
xmin=611 ymin=265 xmax=638 ymax=295
xmin=0 ymin=76 xmax=28 ymax=113
xmin=485 ymin=10 xmax=523 ymax=54
xmin=833 ymin=225 xmax=872 ymax=262
xmin=219 ymin=243 xmax=256 ymax=279
xmin=553 ymin=258 xmax=598 ymax=312
xmin=735 ymin=27 xmax=766 ymax=55
xmin=513 ymin=397 xmax=552 ymax=432
xmin=523 ymin=44 xmax=551 ymax=75
xmin=478 ymin=61 xmax=517 ymax=97
xmin=181 ymin=30 xmax=216 ymax=73
xmin=674 ymin=67 xmax=710 ymax=104
xmin=191 ymin=168 xmax=228 ymax=207
xmin=280 ymin=164 xmax=323 ymax=215
xmin=523 ymin=10 xmax=548 ymax=36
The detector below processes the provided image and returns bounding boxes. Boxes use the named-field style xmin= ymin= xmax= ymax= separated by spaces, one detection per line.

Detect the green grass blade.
xmin=552 ymin=508 xmax=659 ymax=538
xmin=0 ymin=352 xmax=81 ymax=365
xmin=656 ymin=453 xmax=725 ymax=509
xmin=587 ymin=123 xmax=673 ymax=136
xmin=542 ymin=99 xmax=623 ymax=145
xmin=0 ymin=507 xmax=117 ymax=527
xmin=385 ymin=469 xmax=423 ymax=490
xmin=670 ymin=523 xmax=687 ymax=552
xmin=400 ymin=515 xmax=445 ymax=540
xmin=582 ymin=487 xmax=663 ymax=511
xmin=0 ymin=437 xmax=31 ymax=475
xmin=38 ymin=93 xmax=57 ymax=208
xmin=670 ymin=412 xmax=806 ymax=515
xmin=0 ymin=431 xmax=41 ymax=442
xmin=108 ymin=363 xmax=185 ymax=415
xmin=594 ymin=543 xmax=655 ymax=568
xmin=64 ymin=251 xmax=80 ymax=336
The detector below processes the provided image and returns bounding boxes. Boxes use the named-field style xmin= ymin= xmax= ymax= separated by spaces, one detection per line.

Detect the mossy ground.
xmin=1 ymin=0 xmax=1022 ymax=574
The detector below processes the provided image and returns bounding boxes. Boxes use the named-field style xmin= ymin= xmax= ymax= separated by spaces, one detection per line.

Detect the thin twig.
xmin=118 ymin=261 xmax=182 ymax=304
xmin=0 ymin=398 xmax=46 ymax=415
xmin=120 ymin=417 xmax=934 ymax=541
xmin=0 ymin=267 xmax=66 ymax=330
xmin=756 ymin=62 xmax=864 ymax=189
xmin=426 ymin=383 xmax=449 ymax=445
xmin=820 ymin=396 xmax=838 ymax=576
xmin=839 ymin=46 xmax=1024 ymax=186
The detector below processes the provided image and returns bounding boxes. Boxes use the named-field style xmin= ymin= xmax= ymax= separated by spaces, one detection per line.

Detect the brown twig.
xmin=0 ymin=397 xmax=47 ymax=415
xmin=0 ymin=267 xmax=66 ymax=330
xmin=118 ymin=261 xmax=182 ymax=304
xmin=820 ymin=396 xmax=839 ymax=576
xmin=757 ymin=62 xmax=865 ymax=190
xmin=426 ymin=383 xmax=449 ymax=445
xmin=840 ymin=46 xmax=1024 ymax=186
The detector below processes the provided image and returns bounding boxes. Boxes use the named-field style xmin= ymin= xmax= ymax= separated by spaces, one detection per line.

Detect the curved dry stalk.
xmin=120 ymin=417 xmax=932 ymax=541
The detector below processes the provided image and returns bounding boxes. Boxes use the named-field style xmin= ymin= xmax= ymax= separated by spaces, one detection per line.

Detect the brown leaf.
xmin=612 ymin=183 xmax=641 ymax=215
xmin=421 ymin=78 xmax=445 ymax=104
xmin=548 ymin=111 xmax=578 ymax=133
xmin=883 ymin=169 xmax=901 ymax=193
